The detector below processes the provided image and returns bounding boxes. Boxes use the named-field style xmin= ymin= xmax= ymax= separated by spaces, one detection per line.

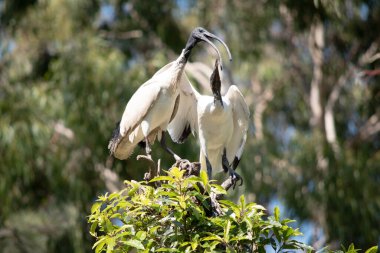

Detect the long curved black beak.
xmin=201 ymin=31 xmax=232 ymax=69
xmin=205 ymin=32 xmax=232 ymax=61
xmin=210 ymin=59 xmax=223 ymax=107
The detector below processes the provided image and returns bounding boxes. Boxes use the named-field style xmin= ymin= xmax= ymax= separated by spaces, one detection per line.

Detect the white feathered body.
xmin=167 ymin=74 xmax=250 ymax=178
xmin=111 ymin=55 xmax=186 ymax=160
xmin=198 ymin=96 xmax=233 ymax=172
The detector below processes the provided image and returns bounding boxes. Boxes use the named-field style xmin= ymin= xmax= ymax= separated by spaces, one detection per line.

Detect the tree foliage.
xmin=1 ymin=0 xmax=379 ymax=252
xmin=88 ymin=168 xmax=312 ymax=253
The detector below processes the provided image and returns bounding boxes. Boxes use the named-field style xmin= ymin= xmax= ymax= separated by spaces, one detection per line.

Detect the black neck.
xmin=211 ymin=64 xmax=223 ymax=107
xmin=183 ymin=36 xmax=197 ymax=61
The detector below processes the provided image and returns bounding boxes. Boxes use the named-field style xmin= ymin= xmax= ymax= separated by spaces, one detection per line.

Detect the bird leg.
xmin=136 ymin=138 xmax=156 ymax=181
xmin=222 ymin=150 xmax=243 ymax=189
xmin=205 ymin=156 xmax=213 ymax=181
xmin=160 ymin=132 xmax=182 ymax=161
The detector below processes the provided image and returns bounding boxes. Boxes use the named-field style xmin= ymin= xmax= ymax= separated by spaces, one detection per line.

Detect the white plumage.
xmin=109 ymin=58 xmax=185 ymax=160
xmin=168 ymin=61 xmax=250 ymax=182
xmin=108 ymin=28 xmax=232 ymax=167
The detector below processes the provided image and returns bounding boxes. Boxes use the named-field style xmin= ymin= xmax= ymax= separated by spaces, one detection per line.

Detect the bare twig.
xmin=349 ymin=112 xmax=380 ymax=146
xmin=359 ymin=42 xmax=380 ymax=65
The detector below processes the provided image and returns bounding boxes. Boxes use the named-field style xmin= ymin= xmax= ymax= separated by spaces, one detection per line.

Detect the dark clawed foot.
xmin=172 ymin=159 xmax=190 ymax=172
xmin=230 ymin=171 xmax=243 ymax=189
xmin=172 ymin=159 xmax=190 ymax=169
xmin=171 ymin=159 xmax=201 ymax=177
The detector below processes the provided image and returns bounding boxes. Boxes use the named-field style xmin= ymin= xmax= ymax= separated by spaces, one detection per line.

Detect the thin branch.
xmin=308 ymin=18 xmax=324 ymax=129
xmin=349 ymin=113 xmax=380 ymax=146
xmin=324 ymin=68 xmax=352 ymax=154
xmin=359 ymin=42 xmax=380 ymax=65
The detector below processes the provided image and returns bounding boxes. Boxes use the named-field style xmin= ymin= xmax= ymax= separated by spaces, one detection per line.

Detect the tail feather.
xmin=108 ymin=121 xmax=121 ymax=154
xmin=108 ymin=121 xmax=140 ymax=160
xmin=113 ymin=137 xmax=137 ymax=159
xmin=231 ymin=156 xmax=241 ymax=171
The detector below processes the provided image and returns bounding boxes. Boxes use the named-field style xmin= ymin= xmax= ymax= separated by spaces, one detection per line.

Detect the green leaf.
xmin=239 ymin=195 xmax=246 ymax=209
xmin=282 ymin=243 xmax=298 ymax=250
xmin=93 ymin=236 xmax=107 ymax=253
xmin=136 ymin=231 xmax=147 ymax=241
xmin=365 ymin=246 xmax=378 ymax=253
xmin=344 ymin=243 xmax=360 ymax=253
xmin=202 ymin=234 xmax=223 ymax=242
xmin=91 ymin=201 xmax=102 ymax=214
xmin=280 ymin=218 xmax=295 ymax=224
xmin=124 ymin=239 xmax=145 ymax=250
xmin=274 ymin=206 xmax=280 ymax=221
xmin=156 ymin=248 xmax=178 ymax=252
xmin=149 ymin=176 xmax=174 ymax=183
xmin=191 ymin=241 xmax=198 ymax=250
xmin=168 ymin=167 xmax=185 ymax=179
xmin=211 ymin=184 xmax=227 ymax=195
xmin=105 ymin=218 xmax=113 ymax=232
xmin=200 ymin=170 xmax=209 ymax=187
xmin=108 ymin=192 xmax=120 ymax=200
xmin=187 ymin=176 xmax=203 ymax=183
xmin=106 ymin=237 xmax=116 ymax=253
xmin=246 ymin=203 xmax=266 ymax=211
xmin=220 ymin=200 xmax=240 ymax=218
xmin=149 ymin=225 xmax=160 ymax=235
xmin=224 ymin=220 xmax=231 ymax=242
xmin=90 ymin=221 xmax=98 ymax=236
xmin=155 ymin=190 xmax=178 ymax=197
xmin=179 ymin=200 xmax=186 ymax=209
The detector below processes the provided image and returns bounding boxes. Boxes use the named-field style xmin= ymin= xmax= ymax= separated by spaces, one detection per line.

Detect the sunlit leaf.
xmin=123 ymin=239 xmax=145 ymax=250
xmin=274 ymin=206 xmax=280 ymax=222
xmin=149 ymin=176 xmax=174 ymax=183
xmin=365 ymin=246 xmax=378 ymax=253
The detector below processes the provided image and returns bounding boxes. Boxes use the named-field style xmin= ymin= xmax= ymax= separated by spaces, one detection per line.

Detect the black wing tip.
xmin=138 ymin=140 xmax=146 ymax=149
xmin=178 ymin=124 xmax=192 ymax=143
xmin=108 ymin=121 xmax=121 ymax=154
xmin=232 ymin=157 xmax=240 ymax=170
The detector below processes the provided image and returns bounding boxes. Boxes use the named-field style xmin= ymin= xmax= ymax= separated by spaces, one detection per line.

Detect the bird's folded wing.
xmin=167 ymin=73 xmax=199 ymax=143
xmin=225 ymin=85 xmax=250 ymax=166
xmin=119 ymin=80 xmax=161 ymax=137
xmin=108 ymin=62 xmax=177 ymax=157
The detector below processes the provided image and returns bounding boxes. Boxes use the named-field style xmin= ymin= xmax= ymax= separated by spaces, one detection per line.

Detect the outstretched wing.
xmin=167 ymin=73 xmax=199 ymax=143
xmin=224 ymin=85 xmax=250 ymax=169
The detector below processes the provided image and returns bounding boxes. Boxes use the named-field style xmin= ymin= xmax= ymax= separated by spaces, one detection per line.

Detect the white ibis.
xmin=168 ymin=60 xmax=250 ymax=185
xmin=108 ymin=28 xmax=232 ymax=179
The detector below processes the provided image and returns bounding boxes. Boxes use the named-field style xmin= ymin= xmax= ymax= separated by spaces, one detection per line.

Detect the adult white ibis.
xmin=108 ymin=27 xmax=232 ymax=178
xmin=168 ymin=60 xmax=250 ymax=186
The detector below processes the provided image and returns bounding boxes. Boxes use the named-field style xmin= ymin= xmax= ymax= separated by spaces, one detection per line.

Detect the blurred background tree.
xmin=0 ymin=0 xmax=379 ymax=252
